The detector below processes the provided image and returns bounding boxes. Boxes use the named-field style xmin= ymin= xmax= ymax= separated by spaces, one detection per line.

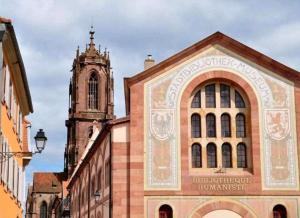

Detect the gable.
xmin=125 ymin=32 xmax=300 ymax=115
xmin=138 ymin=37 xmax=299 ymax=191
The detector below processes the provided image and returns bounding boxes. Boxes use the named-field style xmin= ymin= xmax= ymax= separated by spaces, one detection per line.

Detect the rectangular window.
xmin=8 ymin=81 xmax=12 ymax=116
xmin=12 ymin=159 xmax=15 ymax=194
xmin=20 ymin=113 xmax=23 ymax=141
xmin=18 ymin=169 xmax=23 ymax=202
xmin=2 ymin=139 xmax=6 ymax=183
xmin=18 ymin=110 xmax=22 ymax=140
xmin=14 ymin=159 xmax=18 ymax=197
xmin=220 ymin=84 xmax=230 ymax=108
xmin=3 ymin=141 xmax=6 ymax=184
xmin=7 ymin=145 xmax=10 ymax=187
xmin=2 ymin=64 xmax=6 ymax=102
xmin=16 ymin=167 xmax=19 ymax=199
xmin=205 ymin=84 xmax=216 ymax=108
xmin=4 ymin=66 xmax=10 ymax=106
xmin=8 ymin=149 xmax=13 ymax=191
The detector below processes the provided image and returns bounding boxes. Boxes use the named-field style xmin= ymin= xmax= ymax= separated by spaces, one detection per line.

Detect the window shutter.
xmin=14 ymin=159 xmax=18 ymax=197
xmin=8 ymin=146 xmax=13 ymax=191
xmin=4 ymin=66 xmax=10 ymax=104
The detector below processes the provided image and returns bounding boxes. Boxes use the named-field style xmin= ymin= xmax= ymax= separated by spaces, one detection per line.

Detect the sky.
xmin=1 ymin=0 xmax=300 ymax=184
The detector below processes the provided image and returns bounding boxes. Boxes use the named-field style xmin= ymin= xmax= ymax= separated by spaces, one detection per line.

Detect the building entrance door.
xmin=203 ymin=209 xmax=242 ymax=218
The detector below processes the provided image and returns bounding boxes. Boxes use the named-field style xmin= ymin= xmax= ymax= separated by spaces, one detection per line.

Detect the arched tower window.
xmin=222 ymin=143 xmax=232 ymax=168
xmin=192 ymin=143 xmax=202 ymax=168
xmin=236 ymin=113 xmax=246 ymax=137
xmin=207 ymin=143 xmax=217 ymax=168
xmin=191 ymin=114 xmax=201 ymax=138
xmin=206 ymin=113 xmax=216 ymax=137
xmin=273 ymin=204 xmax=287 ymax=218
xmin=221 ymin=113 xmax=231 ymax=137
xmin=237 ymin=143 xmax=247 ymax=168
xmin=88 ymin=72 xmax=99 ymax=110
xmin=159 ymin=204 xmax=173 ymax=218
xmin=40 ymin=201 xmax=47 ymax=218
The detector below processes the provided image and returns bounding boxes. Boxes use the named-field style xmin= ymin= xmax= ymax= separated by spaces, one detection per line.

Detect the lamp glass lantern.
xmin=94 ymin=190 xmax=101 ymax=202
xmin=34 ymin=129 xmax=47 ymax=153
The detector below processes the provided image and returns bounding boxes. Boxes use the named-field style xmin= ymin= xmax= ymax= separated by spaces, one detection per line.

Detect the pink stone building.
xmin=65 ymin=31 xmax=300 ymax=218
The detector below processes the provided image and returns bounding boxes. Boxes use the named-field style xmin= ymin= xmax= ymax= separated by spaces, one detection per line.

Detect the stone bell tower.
xmin=64 ymin=27 xmax=114 ymax=176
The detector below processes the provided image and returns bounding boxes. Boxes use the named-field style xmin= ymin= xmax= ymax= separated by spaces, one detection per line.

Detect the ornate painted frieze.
xmin=144 ymin=47 xmax=298 ymax=190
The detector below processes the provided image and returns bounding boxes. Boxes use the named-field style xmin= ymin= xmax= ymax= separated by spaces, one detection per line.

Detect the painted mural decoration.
xmin=144 ymin=47 xmax=298 ymax=190
xmin=265 ymin=109 xmax=290 ymax=141
xmin=150 ymin=109 xmax=174 ymax=140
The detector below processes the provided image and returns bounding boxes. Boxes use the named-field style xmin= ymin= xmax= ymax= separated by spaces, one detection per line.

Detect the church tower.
xmin=64 ymin=27 xmax=114 ymax=176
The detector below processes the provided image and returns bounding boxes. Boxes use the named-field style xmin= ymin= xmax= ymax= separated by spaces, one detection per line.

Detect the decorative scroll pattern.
xmin=144 ymin=49 xmax=298 ymax=190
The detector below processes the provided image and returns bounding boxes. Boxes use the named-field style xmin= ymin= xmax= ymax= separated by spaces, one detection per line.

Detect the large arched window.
xmin=236 ymin=113 xmax=246 ymax=137
xmin=192 ymin=143 xmax=202 ymax=168
xmin=189 ymin=82 xmax=251 ymax=171
xmin=88 ymin=72 xmax=99 ymax=110
xmin=221 ymin=113 xmax=231 ymax=137
xmin=207 ymin=143 xmax=217 ymax=168
xmin=273 ymin=204 xmax=287 ymax=218
xmin=191 ymin=114 xmax=201 ymax=138
xmin=222 ymin=143 xmax=232 ymax=168
xmin=159 ymin=204 xmax=173 ymax=218
xmin=40 ymin=201 xmax=47 ymax=218
xmin=191 ymin=90 xmax=201 ymax=108
xmin=237 ymin=143 xmax=247 ymax=168
xmin=206 ymin=114 xmax=216 ymax=137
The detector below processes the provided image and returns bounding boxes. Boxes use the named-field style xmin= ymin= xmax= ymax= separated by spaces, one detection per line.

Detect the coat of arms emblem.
xmin=150 ymin=109 xmax=174 ymax=140
xmin=265 ymin=109 xmax=290 ymax=140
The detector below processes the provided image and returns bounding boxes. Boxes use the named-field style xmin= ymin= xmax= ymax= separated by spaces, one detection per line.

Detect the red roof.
xmin=0 ymin=16 xmax=12 ymax=23
xmin=33 ymin=172 xmax=64 ymax=193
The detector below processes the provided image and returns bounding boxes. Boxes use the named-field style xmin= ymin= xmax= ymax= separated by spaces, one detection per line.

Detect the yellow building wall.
xmin=0 ymin=185 xmax=22 ymax=218
xmin=0 ymin=104 xmax=24 ymax=217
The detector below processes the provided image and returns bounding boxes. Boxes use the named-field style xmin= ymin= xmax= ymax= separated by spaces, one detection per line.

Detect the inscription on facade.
xmin=192 ymin=177 xmax=250 ymax=191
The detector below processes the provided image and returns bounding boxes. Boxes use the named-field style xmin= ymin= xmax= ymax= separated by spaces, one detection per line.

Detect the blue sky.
xmin=1 ymin=0 xmax=300 ymax=184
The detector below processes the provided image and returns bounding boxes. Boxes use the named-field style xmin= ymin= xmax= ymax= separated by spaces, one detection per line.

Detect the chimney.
xmin=144 ymin=54 xmax=155 ymax=70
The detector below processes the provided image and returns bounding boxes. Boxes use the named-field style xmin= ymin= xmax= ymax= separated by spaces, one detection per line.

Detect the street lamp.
xmin=94 ymin=190 xmax=101 ymax=203
xmin=34 ymin=129 xmax=47 ymax=153
xmin=0 ymin=129 xmax=47 ymax=160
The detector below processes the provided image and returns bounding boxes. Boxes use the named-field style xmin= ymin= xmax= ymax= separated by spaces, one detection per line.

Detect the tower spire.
xmin=89 ymin=25 xmax=95 ymax=48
